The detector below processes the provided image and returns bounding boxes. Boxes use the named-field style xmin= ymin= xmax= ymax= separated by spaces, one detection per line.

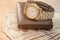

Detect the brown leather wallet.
xmin=17 ymin=1 xmax=54 ymax=30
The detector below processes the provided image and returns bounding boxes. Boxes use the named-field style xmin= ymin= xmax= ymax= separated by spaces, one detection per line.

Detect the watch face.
xmin=24 ymin=3 xmax=40 ymax=20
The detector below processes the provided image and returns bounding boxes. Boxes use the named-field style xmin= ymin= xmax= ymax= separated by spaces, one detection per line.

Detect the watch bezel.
xmin=24 ymin=3 xmax=40 ymax=20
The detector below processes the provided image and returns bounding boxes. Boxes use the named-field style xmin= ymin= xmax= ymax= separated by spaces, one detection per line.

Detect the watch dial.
xmin=26 ymin=5 xmax=39 ymax=19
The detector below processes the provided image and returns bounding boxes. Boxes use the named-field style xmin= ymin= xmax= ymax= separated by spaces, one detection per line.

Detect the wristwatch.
xmin=24 ymin=1 xmax=54 ymax=21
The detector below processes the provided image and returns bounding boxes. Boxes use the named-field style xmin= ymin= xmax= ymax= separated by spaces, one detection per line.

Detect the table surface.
xmin=0 ymin=0 xmax=60 ymax=40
